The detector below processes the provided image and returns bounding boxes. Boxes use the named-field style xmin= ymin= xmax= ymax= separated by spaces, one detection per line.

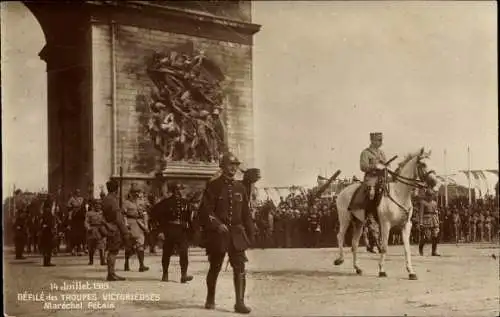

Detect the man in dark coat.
xmin=152 ymin=182 xmax=194 ymax=283
xmin=39 ymin=195 xmax=57 ymax=266
xmin=198 ymin=152 xmax=254 ymax=314
xmin=102 ymin=179 xmax=130 ymax=281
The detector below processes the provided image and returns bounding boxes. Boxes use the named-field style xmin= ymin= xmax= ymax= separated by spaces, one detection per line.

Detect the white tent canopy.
xmin=436 ymin=169 xmax=498 ymax=198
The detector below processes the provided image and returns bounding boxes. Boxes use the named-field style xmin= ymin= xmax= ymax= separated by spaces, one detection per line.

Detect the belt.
xmin=168 ymin=220 xmax=183 ymax=225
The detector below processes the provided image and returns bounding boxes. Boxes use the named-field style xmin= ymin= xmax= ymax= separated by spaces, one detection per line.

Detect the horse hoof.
xmin=355 ymin=268 xmax=363 ymax=275
xmin=379 ymin=272 xmax=387 ymax=278
xmin=409 ymin=273 xmax=418 ymax=280
xmin=334 ymin=259 xmax=344 ymax=266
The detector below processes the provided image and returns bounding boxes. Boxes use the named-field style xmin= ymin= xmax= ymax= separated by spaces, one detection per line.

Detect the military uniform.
xmin=199 ymin=153 xmax=254 ymax=314
xmin=39 ymin=197 xmax=56 ymax=266
xmin=307 ymin=210 xmax=321 ymax=248
xmin=85 ymin=200 xmax=106 ymax=265
xmin=102 ymin=185 xmax=130 ymax=281
xmin=484 ymin=212 xmax=493 ymax=242
xmin=153 ymin=184 xmax=193 ymax=283
xmin=362 ymin=213 xmax=381 ymax=253
xmin=67 ymin=192 xmax=85 ymax=255
xmin=122 ymin=187 xmax=149 ymax=272
xmin=14 ymin=210 xmax=28 ymax=260
xmin=418 ymin=193 xmax=440 ymax=256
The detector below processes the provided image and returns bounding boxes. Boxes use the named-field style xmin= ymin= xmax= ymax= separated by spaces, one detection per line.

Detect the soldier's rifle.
xmin=307 ymin=170 xmax=342 ymax=208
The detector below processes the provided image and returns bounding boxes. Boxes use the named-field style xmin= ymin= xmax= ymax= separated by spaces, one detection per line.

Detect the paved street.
xmin=4 ymin=243 xmax=499 ymax=317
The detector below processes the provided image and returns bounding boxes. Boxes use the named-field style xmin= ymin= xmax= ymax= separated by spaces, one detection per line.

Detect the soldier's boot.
xmin=124 ymin=250 xmax=131 ymax=271
xmin=205 ymin=270 xmax=218 ymax=309
xmin=162 ymin=253 xmax=170 ymax=282
xmin=180 ymin=251 xmax=193 ymax=283
xmin=138 ymin=250 xmax=149 ymax=272
xmin=107 ymin=253 xmax=126 ymax=281
xmin=234 ymin=272 xmax=251 ymax=314
xmin=99 ymin=250 xmax=106 ymax=266
xmin=43 ymin=254 xmax=55 ymax=267
xmin=88 ymin=248 xmax=95 ymax=265
xmin=431 ymin=237 xmax=440 ymax=256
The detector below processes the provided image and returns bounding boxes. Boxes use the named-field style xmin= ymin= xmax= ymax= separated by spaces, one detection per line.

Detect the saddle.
xmin=347 ymin=180 xmax=387 ymax=223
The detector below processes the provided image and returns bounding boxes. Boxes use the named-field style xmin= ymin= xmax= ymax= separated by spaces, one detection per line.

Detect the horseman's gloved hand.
xmin=375 ymin=163 xmax=385 ymax=170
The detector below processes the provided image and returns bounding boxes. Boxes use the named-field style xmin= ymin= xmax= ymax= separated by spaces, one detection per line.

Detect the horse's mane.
xmin=394 ymin=150 xmax=423 ymax=174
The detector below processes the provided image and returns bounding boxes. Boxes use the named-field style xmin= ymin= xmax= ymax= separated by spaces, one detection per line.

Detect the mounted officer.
xmin=349 ymin=132 xmax=388 ymax=218
xmin=152 ymin=181 xmax=194 ymax=283
xmin=199 ymin=152 xmax=254 ymax=314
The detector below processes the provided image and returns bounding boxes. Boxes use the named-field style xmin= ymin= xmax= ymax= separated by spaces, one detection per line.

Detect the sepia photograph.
xmin=1 ymin=1 xmax=498 ymax=316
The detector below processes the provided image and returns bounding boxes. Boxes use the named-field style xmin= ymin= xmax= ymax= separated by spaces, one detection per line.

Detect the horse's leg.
xmin=334 ymin=211 xmax=351 ymax=266
xmin=378 ymin=220 xmax=391 ymax=277
xmin=402 ymin=221 xmax=417 ymax=280
xmin=351 ymin=220 xmax=364 ymax=275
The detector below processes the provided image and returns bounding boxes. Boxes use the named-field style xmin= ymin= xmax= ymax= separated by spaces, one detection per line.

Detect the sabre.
xmin=384 ymin=155 xmax=398 ymax=166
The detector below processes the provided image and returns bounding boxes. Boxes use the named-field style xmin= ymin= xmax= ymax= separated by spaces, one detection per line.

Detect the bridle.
xmin=383 ymin=155 xmax=436 ymax=218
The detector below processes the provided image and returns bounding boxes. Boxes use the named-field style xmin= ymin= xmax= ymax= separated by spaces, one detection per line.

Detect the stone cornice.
xmin=87 ymin=1 xmax=261 ymax=45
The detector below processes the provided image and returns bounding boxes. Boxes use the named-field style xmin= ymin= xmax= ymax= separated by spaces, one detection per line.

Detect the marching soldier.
xmin=14 ymin=209 xmax=29 ymax=260
xmin=199 ymin=152 xmax=254 ymax=314
xmin=418 ymin=190 xmax=441 ymax=256
xmin=146 ymin=193 xmax=160 ymax=254
xmin=152 ymin=182 xmax=194 ymax=283
xmin=123 ymin=184 xmax=150 ymax=272
xmin=39 ymin=195 xmax=57 ymax=266
xmin=85 ymin=199 xmax=107 ymax=266
xmin=102 ymin=179 xmax=130 ymax=281
xmin=67 ymin=189 xmax=84 ymax=255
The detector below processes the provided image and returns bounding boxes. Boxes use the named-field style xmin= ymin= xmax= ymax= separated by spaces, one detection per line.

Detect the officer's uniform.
xmin=123 ymin=185 xmax=149 ymax=272
xmin=199 ymin=153 xmax=254 ymax=314
xmin=360 ymin=146 xmax=387 ymax=204
xmin=39 ymin=197 xmax=56 ymax=266
xmin=85 ymin=200 xmax=106 ymax=265
xmin=102 ymin=185 xmax=129 ymax=281
xmin=153 ymin=183 xmax=193 ymax=283
xmin=418 ymin=192 xmax=440 ymax=256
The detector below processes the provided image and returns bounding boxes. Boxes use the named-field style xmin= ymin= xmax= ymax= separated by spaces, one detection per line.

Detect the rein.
xmin=382 ymin=166 xmax=431 ymax=219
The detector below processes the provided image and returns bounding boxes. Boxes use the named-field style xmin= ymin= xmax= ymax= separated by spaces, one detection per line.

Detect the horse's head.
xmin=397 ymin=147 xmax=438 ymax=190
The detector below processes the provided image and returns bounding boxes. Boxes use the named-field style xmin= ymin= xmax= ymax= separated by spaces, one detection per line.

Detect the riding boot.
xmin=180 ymin=253 xmax=193 ymax=283
xmin=205 ymin=270 xmax=218 ymax=309
xmin=88 ymin=248 xmax=95 ymax=265
xmin=107 ymin=252 xmax=125 ymax=281
xmin=124 ymin=250 xmax=131 ymax=271
xmin=234 ymin=272 xmax=251 ymax=314
xmin=431 ymin=237 xmax=440 ymax=256
xmin=138 ymin=250 xmax=149 ymax=272
xmin=99 ymin=250 xmax=106 ymax=265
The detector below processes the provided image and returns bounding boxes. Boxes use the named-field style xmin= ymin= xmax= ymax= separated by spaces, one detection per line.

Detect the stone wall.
xmin=90 ymin=2 xmax=259 ymax=197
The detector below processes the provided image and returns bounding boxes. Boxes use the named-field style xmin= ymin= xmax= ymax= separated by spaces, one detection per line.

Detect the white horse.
xmin=334 ymin=147 xmax=438 ymax=280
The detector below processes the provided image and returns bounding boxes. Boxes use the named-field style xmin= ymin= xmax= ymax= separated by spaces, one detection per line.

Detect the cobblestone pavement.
xmin=4 ymin=243 xmax=499 ymax=317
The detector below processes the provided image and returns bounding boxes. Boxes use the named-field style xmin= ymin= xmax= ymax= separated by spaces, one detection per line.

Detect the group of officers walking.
xmin=100 ymin=152 xmax=254 ymax=314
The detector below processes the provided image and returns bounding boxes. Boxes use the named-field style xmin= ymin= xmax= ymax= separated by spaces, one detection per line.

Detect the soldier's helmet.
xmin=129 ymin=183 xmax=142 ymax=194
xmin=219 ymin=152 xmax=241 ymax=167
